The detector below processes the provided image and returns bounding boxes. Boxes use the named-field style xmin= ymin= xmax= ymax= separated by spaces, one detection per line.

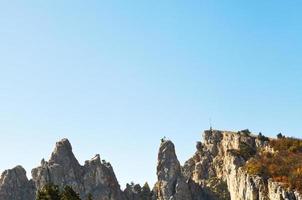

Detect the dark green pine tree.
xmin=36 ymin=184 xmax=61 ymax=200
xmin=60 ymin=185 xmax=81 ymax=200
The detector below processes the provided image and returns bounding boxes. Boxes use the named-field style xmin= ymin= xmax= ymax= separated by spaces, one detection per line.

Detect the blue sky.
xmin=0 ymin=1 xmax=302 ymax=187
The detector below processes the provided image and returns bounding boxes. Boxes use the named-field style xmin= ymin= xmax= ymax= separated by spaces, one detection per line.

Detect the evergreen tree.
xmin=277 ymin=133 xmax=284 ymax=139
xmin=60 ymin=185 xmax=81 ymax=200
xmin=36 ymin=184 xmax=61 ymax=200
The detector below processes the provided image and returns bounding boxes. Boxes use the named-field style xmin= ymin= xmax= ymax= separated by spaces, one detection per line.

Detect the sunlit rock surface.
xmin=0 ymin=131 xmax=301 ymax=200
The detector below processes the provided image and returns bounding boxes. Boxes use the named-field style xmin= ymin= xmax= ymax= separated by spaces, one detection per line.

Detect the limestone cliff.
xmin=0 ymin=138 xmax=125 ymax=200
xmin=154 ymin=130 xmax=302 ymax=200
xmin=182 ymin=130 xmax=302 ymax=200
xmin=153 ymin=140 xmax=191 ymax=200
xmin=32 ymin=138 xmax=124 ymax=200
xmin=0 ymin=130 xmax=301 ymax=200
xmin=0 ymin=165 xmax=35 ymax=200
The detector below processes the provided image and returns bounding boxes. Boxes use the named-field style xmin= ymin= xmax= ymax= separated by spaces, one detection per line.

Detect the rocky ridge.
xmin=0 ymin=130 xmax=301 ymax=200
xmin=0 ymin=165 xmax=35 ymax=200
xmin=31 ymin=138 xmax=124 ymax=200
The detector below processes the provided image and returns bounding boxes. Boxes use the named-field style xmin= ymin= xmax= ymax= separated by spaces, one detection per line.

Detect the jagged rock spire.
xmin=0 ymin=166 xmax=35 ymax=200
xmin=49 ymin=138 xmax=80 ymax=167
xmin=31 ymin=138 xmax=124 ymax=200
xmin=157 ymin=140 xmax=181 ymax=181
xmin=154 ymin=140 xmax=191 ymax=200
xmin=1 ymin=131 xmax=301 ymax=200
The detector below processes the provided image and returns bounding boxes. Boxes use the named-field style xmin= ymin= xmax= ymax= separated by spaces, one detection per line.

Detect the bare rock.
xmin=1 ymin=130 xmax=302 ymax=200
xmin=83 ymin=154 xmax=124 ymax=200
xmin=32 ymin=138 xmax=85 ymax=194
xmin=0 ymin=165 xmax=35 ymax=200
xmin=32 ymin=138 xmax=124 ymax=200
xmin=154 ymin=139 xmax=191 ymax=200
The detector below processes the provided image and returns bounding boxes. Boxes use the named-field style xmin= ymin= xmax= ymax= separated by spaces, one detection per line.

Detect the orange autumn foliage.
xmin=245 ymin=137 xmax=302 ymax=193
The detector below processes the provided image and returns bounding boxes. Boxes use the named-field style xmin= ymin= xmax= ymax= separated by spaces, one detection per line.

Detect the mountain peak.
xmin=49 ymin=138 xmax=79 ymax=166
xmin=0 ymin=165 xmax=35 ymax=200
xmin=157 ymin=139 xmax=181 ymax=181
xmin=55 ymin=138 xmax=72 ymax=151
xmin=1 ymin=131 xmax=302 ymax=200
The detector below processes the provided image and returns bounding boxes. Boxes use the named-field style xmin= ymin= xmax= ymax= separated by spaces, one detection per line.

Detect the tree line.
xmin=36 ymin=184 xmax=92 ymax=200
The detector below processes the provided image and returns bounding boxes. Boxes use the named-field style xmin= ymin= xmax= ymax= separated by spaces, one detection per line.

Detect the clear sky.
xmin=1 ymin=0 xmax=302 ymax=187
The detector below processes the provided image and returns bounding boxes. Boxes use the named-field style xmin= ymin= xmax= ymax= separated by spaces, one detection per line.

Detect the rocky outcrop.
xmin=32 ymin=138 xmax=124 ymax=200
xmin=182 ymin=130 xmax=266 ymax=200
xmin=267 ymin=180 xmax=302 ymax=200
xmin=32 ymin=138 xmax=85 ymax=194
xmin=153 ymin=140 xmax=191 ymax=200
xmin=183 ymin=130 xmax=302 ymax=200
xmin=0 ymin=130 xmax=301 ymax=200
xmin=0 ymin=165 xmax=35 ymax=200
xmin=0 ymin=138 xmax=126 ymax=200
xmin=124 ymin=183 xmax=143 ymax=200
xmin=124 ymin=182 xmax=152 ymax=200
xmin=82 ymin=154 xmax=124 ymax=200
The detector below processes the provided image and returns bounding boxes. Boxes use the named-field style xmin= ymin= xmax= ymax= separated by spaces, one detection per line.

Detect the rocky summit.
xmin=0 ymin=130 xmax=302 ymax=200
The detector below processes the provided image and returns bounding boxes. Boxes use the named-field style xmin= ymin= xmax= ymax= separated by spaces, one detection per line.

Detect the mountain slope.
xmin=0 ymin=130 xmax=301 ymax=200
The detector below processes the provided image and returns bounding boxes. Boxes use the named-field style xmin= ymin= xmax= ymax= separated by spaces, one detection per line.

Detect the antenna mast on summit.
xmin=209 ymin=117 xmax=213 ymax=131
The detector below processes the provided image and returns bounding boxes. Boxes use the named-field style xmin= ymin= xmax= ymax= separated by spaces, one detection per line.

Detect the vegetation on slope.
xmin=245 ymin=134 xmax=302 ymax=192
xmin=36 ymin=184 xmax=91 ymax=200
xmin=229 ymin=141 xmax=256 ymax=161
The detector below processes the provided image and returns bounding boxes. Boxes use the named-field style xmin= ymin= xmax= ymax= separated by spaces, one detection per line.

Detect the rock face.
xmin=154 ymin=130 xmax=302 ymax=200
xmin=0 ymin=165 xmax=35 ymax=200
xmin=32 ymin=139 xmax=85 ymax=194
xmin=32 ymin=138 xmax=124 ymax=200
xmin=0 ymin=131 xmax=301 ymax=200
xmin=153 ymin=140 xmax=191 ymax=200
xmin=124 ymin=182 xmax=152 ymax=200
xmin=183 ymin=130 xmax=302 ymax=200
